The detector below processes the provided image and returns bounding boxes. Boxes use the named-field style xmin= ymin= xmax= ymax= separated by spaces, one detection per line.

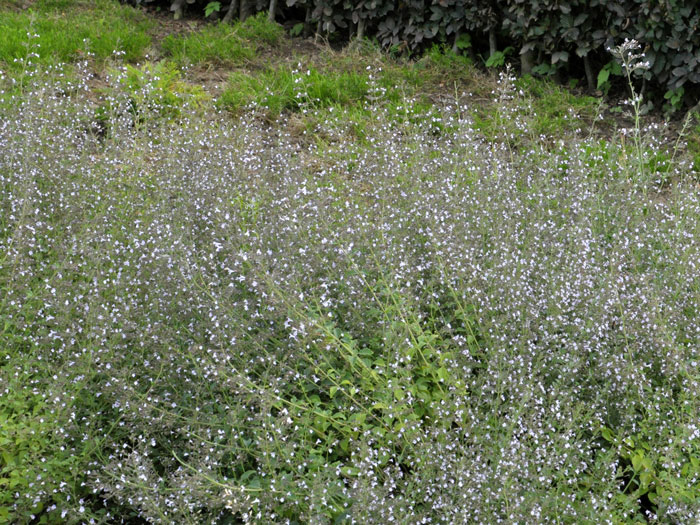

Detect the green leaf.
xmin=597 ymin=68 xmax=610 ymax=89
xmin=329 ymin=386 xmax=339 ymax=398
xmin=551 ymin=51 xmax=569 ymax=64
xmin=1 ymin=452 xmax=14 ymax=467
xmin=240 ymin=469 xmax=257 ymax=482
xmin=647 ymin=490 xmax=658 ymax=505
xmin=535 ymin=62 xmax=559 ymax=76
xmin=600 ymin=426 xmax=614 ymax=442
xmin=248 ymin=477 xmax=261 ymax=489
xmin=350 ymin=413 xmax=366 ymax=425
xmin=309 ymin=394 xmax=322 ymax=404
xmin=340 ymin=466 xmax=359 ymax=477
xmin=485 ymin=51 xmax=505 ymax=68
xmin=290 ymin=23 xmax=305 ymax=37
xmin=631 ymin=452 xmax=643 ymax=472
xmin=204 ymin=2 xmax=222 ymax=17
xmin=8 ymin=476 xmax=22 ymax=489
xmin=456 ymin=33 xmax=471 ymax=50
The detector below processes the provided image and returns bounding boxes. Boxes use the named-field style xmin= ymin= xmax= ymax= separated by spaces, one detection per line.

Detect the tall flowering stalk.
xmin=609 ymin=39 xmax=652 ymax=189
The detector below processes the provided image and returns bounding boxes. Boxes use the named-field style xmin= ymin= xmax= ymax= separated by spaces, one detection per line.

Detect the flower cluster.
xmin=1 ymin=58 xmax=699 ymax=523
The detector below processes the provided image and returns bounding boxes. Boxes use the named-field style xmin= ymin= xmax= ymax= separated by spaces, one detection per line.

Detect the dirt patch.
xmin=2 ymin=0 xmax=36 ymax=10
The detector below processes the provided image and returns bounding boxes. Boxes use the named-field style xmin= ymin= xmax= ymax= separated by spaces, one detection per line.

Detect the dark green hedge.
xmin=130 ymin=0 xmax=700 ymax=101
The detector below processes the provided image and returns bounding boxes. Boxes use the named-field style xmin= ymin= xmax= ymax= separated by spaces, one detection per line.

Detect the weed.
xmin=412 ymin=44 xmax=477 ymax=92
xmin=609 ymin=39 xmax=653 ymax=188
xmin=2 ymin=12 xmax=700 ymax=525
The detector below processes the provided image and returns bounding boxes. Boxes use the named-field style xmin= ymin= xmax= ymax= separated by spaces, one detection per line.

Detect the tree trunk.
xmin=314 ymin=19 xmax=322 ymax=43
xmin=239 ymin=0 xmax=253 ymax=22
xmin=521 ymin=49 xmax=534 ymax=75
xmin=268 ymin=0 xmax=277 ymax=22
xmin=357 ymin=18 xmax=365 ymax=40
xmin=488 ymin=27 xmax=497 ymax=57
xmin=451 ymin=30 xmax=461 ymax=54
xmin=170 ymin=0 xmax=185 ymax=20
xmin=583 ymin=54 xmax=595 ymax=93
xmin=222 ymin=0 xmax=238 ymax=23
xmin=303 ymin=7 xmax=313 ymax=37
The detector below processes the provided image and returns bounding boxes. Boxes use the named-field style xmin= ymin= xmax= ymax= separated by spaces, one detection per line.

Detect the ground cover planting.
xmin=2 ymin=1 xmax=700 ymax=523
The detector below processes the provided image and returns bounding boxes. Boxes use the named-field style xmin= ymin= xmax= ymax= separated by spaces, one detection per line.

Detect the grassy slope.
xmin=0 ymin=0 xmax=155 ymax=66
xmin=1 ymin=1 xmax=700 ymax=524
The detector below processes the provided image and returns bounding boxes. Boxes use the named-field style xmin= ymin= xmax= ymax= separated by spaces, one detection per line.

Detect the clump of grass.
xmin=515 ymin=74 xmax=600 ymax=136
xmin=471 ymin=66 xmax=600 ymax=147
xmin=234 ymin=10 xmax=285 ymax=45
xmin=162 ymin=12 xmax=284 ymax=67
xmin=117 ymin=60 xmax=210 ymax=121
xmin=414 ymin=44 xmax=477 ymax=87
xmin=219 ymin=64 xmax=374 ymax=116
xmin=687 ymin=118 xmax=700 ymax=170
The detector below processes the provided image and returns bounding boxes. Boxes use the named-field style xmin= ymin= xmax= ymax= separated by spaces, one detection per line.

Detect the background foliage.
xmin=125 ymin=0 xmax=700 ymax=105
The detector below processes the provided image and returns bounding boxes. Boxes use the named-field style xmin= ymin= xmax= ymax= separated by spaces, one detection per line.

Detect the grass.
xmin=685 ymin=110 xmax=700 ymax=171
xmin=0 ymin=0 xmax=154 ymax=68
xmin=471 ymin=69 xmax=601 ymax=146
xmin=515 ymin=74 xmax=600 ymax=135
xmin=220 ymin=65 xmax=379 ymax=116
xmin=2 ymin=1 xmax=700 ymax=523
xmin=162 ymin=12 xmax=284 ymax=67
